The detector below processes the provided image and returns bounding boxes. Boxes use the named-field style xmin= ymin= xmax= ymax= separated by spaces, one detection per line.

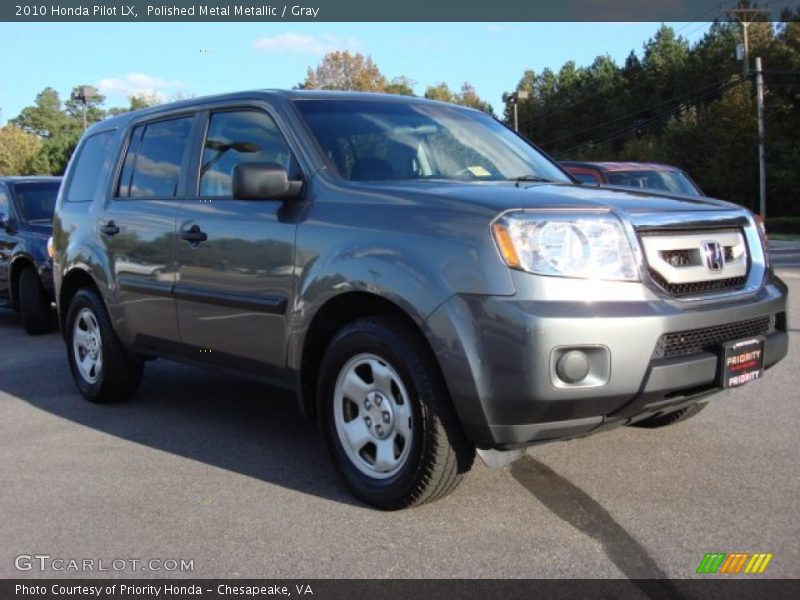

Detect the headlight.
xmin=492 ymin=211 xmax=639 ymax=281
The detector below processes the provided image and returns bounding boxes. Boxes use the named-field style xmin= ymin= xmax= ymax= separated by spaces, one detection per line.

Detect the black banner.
xmin=3 ymin=579 xmax=800 ymax=600
xmin=3 ymin=0 xmax=799 ymax=22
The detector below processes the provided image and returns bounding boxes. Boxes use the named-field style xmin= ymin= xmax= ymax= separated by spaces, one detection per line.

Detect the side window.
xmin=116 ymin=125 xmax=144 ymax=197
xmin=120 ymin=117 xmax=193 ymax=198
xmin=199 ymin=110 xmax=300 ymax=197
xmin=64 ymin=130 xmax=115 ymax=202
xmin=573 ymin=172 xmax=600 ymax=184
xmin=0 ymin=186 xmax=9 ymax=217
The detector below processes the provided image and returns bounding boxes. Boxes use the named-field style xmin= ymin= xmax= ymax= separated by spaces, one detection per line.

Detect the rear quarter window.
xmin=117 ymin=117 xmax=193 ymax=198
xmin=64 ymin=130 xmax=116 ymax=203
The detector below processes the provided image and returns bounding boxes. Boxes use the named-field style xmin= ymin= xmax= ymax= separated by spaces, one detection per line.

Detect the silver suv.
xmin=52 ymin=91 xmax=788 ymax=508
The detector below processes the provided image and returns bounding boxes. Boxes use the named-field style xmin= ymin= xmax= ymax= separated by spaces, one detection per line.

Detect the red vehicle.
xmin=561 ymin=161 xmax=705 ymax=197
xmin=561 ymin=161 xmax=766 ymax=234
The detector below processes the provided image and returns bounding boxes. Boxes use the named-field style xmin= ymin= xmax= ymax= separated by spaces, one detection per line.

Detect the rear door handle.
xmin=180 ymin=225 xmax=208 ymax=245
xmin=100 ymin=221 xmax=120 ymax=236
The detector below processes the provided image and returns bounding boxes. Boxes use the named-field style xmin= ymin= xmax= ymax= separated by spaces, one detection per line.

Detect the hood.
xmin=353 ymin=180 xmax=740 ymax=216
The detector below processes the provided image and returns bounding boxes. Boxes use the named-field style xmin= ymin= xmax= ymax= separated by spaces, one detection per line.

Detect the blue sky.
xmin=0 ymin=22 xmax=712 ymax=124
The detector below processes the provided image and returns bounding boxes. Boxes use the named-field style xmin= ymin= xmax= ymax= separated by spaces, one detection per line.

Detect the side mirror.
xmin=0 ymin=212 xmax=9 ymax=230
xmin=232 ymin=163 xmax=303 ymax=201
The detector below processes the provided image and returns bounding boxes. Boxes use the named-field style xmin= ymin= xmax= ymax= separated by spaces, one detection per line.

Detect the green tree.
xmin=299 ymin=51 xmax=389 ymax=91
xmin=504 ymin=20 xmax=800 ymax=216
xmin=299 ymin=52 xmax=416 ymax=96
xmin=424 ymin=82 xmax=454 ymax=102
xmin=11 ymin=87 xmax=73 ymax=137
xmin=30 ymin=131 xmax=81 ymax=175
xmin=0 ymin=125 xmax=43 ymax=175
xmin=107 ymin=92 xmax=162 ymax=117
xmin=424 ymin=82 xmax=494 ymax=114
xmin=384 ymin=76 xmax=416 ymax=96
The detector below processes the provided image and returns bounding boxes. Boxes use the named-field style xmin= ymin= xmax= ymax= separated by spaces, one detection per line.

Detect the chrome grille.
xmin=639 ymin=228 xmax=749 ymax=298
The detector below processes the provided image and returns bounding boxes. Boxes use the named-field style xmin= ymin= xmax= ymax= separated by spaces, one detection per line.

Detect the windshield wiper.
xmin=506 ymin=175 xmax=553 ymax=187
xmin=507 ymin=175 xmax=554 ymax=186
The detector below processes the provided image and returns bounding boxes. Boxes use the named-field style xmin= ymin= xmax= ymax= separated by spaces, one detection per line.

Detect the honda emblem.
xmin=701 ymin=241 xmax=725 ymax=272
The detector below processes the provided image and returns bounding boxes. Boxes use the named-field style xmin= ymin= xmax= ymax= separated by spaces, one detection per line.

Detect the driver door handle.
xmin=180 ymin=224 xmax=208 ymax=245
xmin=100 ymin=221 xmax=120 ymax=236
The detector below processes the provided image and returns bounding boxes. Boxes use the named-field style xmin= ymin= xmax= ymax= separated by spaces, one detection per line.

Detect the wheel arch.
xmin=8 ymin=255 xmax=37 ymax=311
xmin=58 ymin=266 xmax=102 ymax=336
xmin=294 ymin=290 xmax=445 ymax=421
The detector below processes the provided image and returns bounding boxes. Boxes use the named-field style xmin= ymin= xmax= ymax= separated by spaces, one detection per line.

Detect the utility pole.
xmin=502 ymin=90 xmax=530 ymax=132
xmin=722 ymin=7 xmax=770 ymax=76
xmin=755 ymin=57 xmax=766 ymax=218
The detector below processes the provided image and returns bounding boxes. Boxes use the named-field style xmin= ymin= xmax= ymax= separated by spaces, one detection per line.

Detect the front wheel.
xmin=65 ymin=288 xmax=143 ymax=403
xmin=317 ymin=316 xmax=474 ymax=509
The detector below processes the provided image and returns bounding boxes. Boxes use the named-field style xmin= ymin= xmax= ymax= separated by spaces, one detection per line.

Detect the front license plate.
xmin=721 ymin=337 xmax=765 ymax=388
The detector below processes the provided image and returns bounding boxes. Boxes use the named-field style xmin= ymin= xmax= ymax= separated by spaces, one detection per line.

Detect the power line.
xmin=537 ymin=75 xmax=747 ymax=149
xmin=510 ymin=4 xmax=734 ymax=131
xmin=675 ymin=1 xmax=734 ymax=35
xmin=556 ymin=75 xmax=751 ymax=158
xmin=559 ymin=76 xmax=749 ymax=157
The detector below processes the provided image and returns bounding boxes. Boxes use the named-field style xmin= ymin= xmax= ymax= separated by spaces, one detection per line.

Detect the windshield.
xmin=294 ymin=99 xmax=570 ymax=183
xmin=605 ymin=170 xmax=702 ymax=196
xmin=10 ymin=181 xmax=60 ymax=221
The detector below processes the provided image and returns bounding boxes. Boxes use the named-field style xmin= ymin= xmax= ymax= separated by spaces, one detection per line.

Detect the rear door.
xmin=174 ymin=106 xmax=301 ymax=374
xmin=102 ymin=114 xmax=198 ymax=347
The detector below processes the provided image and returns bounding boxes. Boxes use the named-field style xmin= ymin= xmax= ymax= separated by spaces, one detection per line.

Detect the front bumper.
xmin=426 ymin=273 xmax=789 ymax=449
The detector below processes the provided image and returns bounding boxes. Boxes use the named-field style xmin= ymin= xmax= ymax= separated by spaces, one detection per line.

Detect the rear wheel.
xmin=629 ymin=402 xmax=708 ymax=429
xmin=65 ymin=288 xmax=143 ymax=403
xmin=318 ymin=316 xmax=474 ymax=509
xmin=19 ymin=267 xmax=53 ymax=335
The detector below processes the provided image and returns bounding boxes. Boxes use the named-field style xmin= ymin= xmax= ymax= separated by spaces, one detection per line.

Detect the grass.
xmin=769 ymin=233 xmax=800 ymax=242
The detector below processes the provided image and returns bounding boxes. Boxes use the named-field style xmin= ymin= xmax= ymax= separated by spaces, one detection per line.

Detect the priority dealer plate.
xmin=721 ymin=337 xmax=765 ymax=388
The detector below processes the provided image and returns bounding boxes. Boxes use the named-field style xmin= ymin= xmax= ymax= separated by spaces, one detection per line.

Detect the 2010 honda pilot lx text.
xmin=52 ymin=91 xmax=789 ymax=509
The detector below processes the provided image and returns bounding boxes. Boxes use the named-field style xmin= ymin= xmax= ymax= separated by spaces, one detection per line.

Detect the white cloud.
xmin=96 ymin=73 xmax=185 ymax=102
xmin=251 ymin=32 xmax=361 ymax=54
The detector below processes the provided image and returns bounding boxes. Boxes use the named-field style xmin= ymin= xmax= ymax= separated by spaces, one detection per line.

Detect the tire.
xmin=19 ymin=267 xmax=53 ymax=335
xmin=628 ymin=402 xmax=708 ymax=429
xmin=65 ymin=287 xmax=143 ymax=403
xmin=317 ymin=315 xmax=474 ymax=509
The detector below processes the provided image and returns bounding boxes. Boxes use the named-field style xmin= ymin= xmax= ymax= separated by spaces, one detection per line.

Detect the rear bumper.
xmin=426 ymin=274 xmax=789 ymax=449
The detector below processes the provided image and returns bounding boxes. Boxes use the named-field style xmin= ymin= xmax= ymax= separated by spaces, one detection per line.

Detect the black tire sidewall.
xmin=19 ymin=268 xmax=52 ymax=334
xmin=318 ymin=323 xmax=430 ymax=508
xmin=64 ymin=289 xmax=111 ymax=401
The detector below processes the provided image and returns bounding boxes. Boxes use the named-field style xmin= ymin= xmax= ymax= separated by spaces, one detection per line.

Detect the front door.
xmin=175 ymin=108 xmax=301 ymax=372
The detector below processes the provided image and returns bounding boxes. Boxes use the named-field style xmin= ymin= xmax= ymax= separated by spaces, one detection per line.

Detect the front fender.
xmin=287 ymin=226 xmax=516 ymax=372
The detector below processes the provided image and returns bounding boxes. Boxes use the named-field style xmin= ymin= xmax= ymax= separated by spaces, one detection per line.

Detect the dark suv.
xmin=0 ymin=176 xmax=61 ymax=334
xmin=53 ymin=92 xmax=788 ymax=509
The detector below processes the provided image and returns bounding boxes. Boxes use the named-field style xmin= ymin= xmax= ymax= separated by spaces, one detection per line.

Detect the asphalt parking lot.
xmin=1 ymin=268 xmax=798 ymax=581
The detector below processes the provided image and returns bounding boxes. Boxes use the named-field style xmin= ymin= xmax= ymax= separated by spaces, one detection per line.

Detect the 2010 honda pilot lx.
xmin=52 ymin=91 xmax=788 ymax=509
